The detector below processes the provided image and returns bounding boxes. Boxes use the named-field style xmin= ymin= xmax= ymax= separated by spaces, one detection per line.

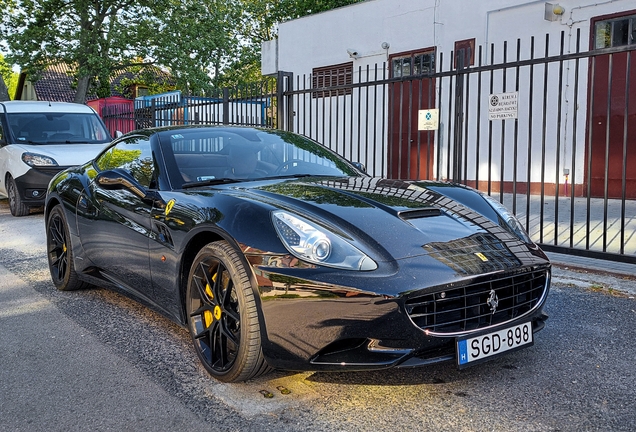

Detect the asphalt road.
xmin=1 ymin=198 xmax=635 ymax=432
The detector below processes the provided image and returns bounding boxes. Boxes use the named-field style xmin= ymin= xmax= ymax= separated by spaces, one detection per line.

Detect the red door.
xmin=588 ymin=12 xmax=636 ymax=198
xmin=389 ymin=49 xmax=436 ymax=180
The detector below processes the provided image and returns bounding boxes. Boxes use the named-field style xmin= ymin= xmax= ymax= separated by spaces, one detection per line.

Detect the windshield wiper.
xmin=181 ymin=178 xmax=243 ymax=189
xmin=263 ymin=174 xmax=342 ymax=180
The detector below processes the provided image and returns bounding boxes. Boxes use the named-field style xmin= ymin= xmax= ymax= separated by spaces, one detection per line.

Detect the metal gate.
xmin=104 ymin=30 xmax=636 ymax=264
xmin=278 ymin=30 xmax=636 ymax=264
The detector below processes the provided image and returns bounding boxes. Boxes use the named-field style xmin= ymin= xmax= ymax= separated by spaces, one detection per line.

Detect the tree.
xmin=0 ymin=54 xmax=17 ymax=100
xmin=0 ymin=0 xmax=363 ymax=102
xmin=222 ymin=0 xmax=364 ymax=86
xmin=0 ymin=0 xmax=162 ymax=103
xmin=143 ymin=0 xmax=241 ymax=94
xmin=0 ymin=0 xmax=244 ymax=100
xmin=0 ymin=76 xmax=8 ymax=101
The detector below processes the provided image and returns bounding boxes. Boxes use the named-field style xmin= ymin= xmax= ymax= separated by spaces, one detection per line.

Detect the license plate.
xmin=457 ymin=322 xmax=533 ymax=368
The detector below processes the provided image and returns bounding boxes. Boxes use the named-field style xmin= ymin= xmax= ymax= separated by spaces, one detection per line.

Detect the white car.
xmin=0 ymin=101 xmax=112 ymax=216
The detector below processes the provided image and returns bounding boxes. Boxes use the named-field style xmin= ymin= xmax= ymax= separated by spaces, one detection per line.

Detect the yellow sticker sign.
xmin=475 ymin=252 xmax=489 ymax=262
xmin=165 ymin=199 xmax=175 ymax=216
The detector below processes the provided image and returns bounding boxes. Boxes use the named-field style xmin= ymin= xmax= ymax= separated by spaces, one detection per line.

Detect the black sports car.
xmin=45 ymin=125 xmax=550 ymax=382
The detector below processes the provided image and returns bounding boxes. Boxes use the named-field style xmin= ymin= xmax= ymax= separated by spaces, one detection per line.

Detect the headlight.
xmin=481 ymin=194 xmax=533 ymax=244
xmin=272 ymin=210 xmax=377 ymax=271
xmin=22 ymin=152 xmax=58 ymax=167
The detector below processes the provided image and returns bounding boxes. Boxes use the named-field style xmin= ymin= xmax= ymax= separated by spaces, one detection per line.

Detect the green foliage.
xmin=0 ymin=54 xmax=18 ymax=99
xmin=96 ymin=147 xmax=142 ymax=171
xmin=0 ymin=0 xmax=364 ymax=98
xmin=0 ymin=0 xmax=160 ymax=102
xmin=222 ymin=0 xmax=364 ymax=86
xmin=112 ymin=63 xmax=175 ymax=98
xmin=143 ymin=0 xmax=242 ymax=94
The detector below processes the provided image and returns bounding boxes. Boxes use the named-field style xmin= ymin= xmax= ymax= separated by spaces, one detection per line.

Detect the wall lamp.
xmin=545 ymin=3 xmax=565 ymax=21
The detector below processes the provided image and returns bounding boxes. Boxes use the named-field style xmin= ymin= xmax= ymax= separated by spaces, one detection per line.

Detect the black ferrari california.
xmin=45 ymin=125 xmax=550 ymax=382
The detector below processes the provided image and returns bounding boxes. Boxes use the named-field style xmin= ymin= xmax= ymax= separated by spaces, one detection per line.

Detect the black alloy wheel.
xmin=46 ymin=205 xmax=89 ymax=291
xmin=7 ymin=175 xmax=29 ymax=217
xmin=186 ymin=241 xmax=270 ymax=382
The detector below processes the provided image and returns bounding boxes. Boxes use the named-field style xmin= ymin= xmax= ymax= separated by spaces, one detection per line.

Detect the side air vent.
xmin=153 ymin=221 xmax=174 ymax=247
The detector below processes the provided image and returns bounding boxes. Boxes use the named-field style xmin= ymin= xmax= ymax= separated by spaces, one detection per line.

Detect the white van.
xmin=0 ymin=101 xmax=112 ymax=216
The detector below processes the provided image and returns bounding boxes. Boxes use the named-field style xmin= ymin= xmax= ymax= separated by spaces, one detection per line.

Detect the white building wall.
xmin=265 ymin=0 xmax=636 ymax=185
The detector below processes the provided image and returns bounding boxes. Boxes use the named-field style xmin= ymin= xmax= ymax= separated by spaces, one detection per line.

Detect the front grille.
xmin=405 ymin=267 xmax=548 ymax=335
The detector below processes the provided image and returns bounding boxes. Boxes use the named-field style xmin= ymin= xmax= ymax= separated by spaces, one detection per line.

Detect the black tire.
xmin=186 ymin=241 xmax=270 ymax=382
xmin=7 ymin=175 xmax=30 ymax=217
xmin=46 ymin=205 xmax=90 ymax=291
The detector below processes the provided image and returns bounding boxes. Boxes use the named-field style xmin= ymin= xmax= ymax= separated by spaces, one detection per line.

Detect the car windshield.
xmin=7 ymin=112 xmax=111 ymax=145
xmin=165 ymin=128 xmax=361 ymax=186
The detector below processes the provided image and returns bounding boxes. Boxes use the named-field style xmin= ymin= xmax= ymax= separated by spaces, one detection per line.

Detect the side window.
xmin=0 ymin=117 xmax=9 ymax=145
xmin=391 ymin=50 xmax=436 ymax=78
xmin=95 ymin=136 xmax=156 ymax=188
xmin=312 ymin=62 xmax=353 ymax=98
xmin=594 ymin=14 xmax=636 ymax=49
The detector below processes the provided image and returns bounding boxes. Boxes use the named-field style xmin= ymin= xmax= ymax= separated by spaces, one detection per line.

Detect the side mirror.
xmin=352 ymin=162 xmax=366 ymax=173
xmin=96 ymin=169 xmax=147 ymax=199
xmin=95 ymin=169 xmax=165 ymax=207
xmin=115 ymin=131 xmax=124 ymax=138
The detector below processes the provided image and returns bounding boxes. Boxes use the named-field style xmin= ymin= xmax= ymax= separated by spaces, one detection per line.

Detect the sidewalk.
xmin=547 ymin=251 xmax=636 ymax=298
xmin=546 ymin=251 xmax=636 ymax=279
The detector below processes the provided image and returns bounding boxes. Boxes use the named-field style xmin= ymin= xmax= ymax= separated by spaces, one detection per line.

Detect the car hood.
xmin=12 ymin=143 xmax=110 ymax=167
xmin=242 ymin=177 xmax=545 ymax=266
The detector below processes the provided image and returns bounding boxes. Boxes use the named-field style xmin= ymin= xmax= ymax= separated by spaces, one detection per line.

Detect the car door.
xmin=77 ymin=135 xmax=156 ymax=300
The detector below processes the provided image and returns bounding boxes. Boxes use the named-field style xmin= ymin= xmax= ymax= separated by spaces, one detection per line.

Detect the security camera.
xmin=347 ymin=48 xmax=359 ymax=59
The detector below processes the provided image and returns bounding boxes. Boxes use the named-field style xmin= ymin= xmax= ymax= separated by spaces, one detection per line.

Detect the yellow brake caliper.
xmin=203 ymin=273 xmax=217 ymax=328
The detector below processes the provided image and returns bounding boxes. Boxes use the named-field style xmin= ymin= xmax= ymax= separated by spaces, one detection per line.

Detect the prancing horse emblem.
xmin=487 ymin=289 xmax=499 ymax=314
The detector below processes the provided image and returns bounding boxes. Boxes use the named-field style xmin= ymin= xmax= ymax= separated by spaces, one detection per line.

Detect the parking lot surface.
xmin=1 ymin=199 xmax=635 ymax=432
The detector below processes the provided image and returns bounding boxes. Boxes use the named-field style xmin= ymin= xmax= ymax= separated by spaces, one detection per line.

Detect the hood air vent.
xmin=398 ymin=208 xmax=441 ymax=220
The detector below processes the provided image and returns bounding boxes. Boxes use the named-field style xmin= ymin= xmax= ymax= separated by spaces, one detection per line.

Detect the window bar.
xmin=569 ymin=30 xmax=581 ymax=248
xmin=364 ymin=65 xmax=370 ymax=172
xmin=381 ymin=62 xmax=387 ymax=178
xmin=620 ymin=49 xmax=632 ymax=254
xmin=463 ymin=49 xmax=472 ymax=185
xmin=372 ymin=63 xmax=379 ymax=177
xmin=512 ymin=39 xmax=521 ymax=215
xmin=554 ymin=32 xmax=565 ymax=246
xmin=487 ymin=44 xmax=495 ymax=195
xmin=603 ymin=53 xmax=613 ymax=252
xmin=446 ymin=53 xmax=454 ymax=181
xmin=526 ymin=37 xmax=536 ymax=235
xmin=475 ymin=45 xmax=483 ymax=191
xmin=436 ymin=52 xmax=444 ymax=181
xmin=417 ymin=70 xmax=423 ymax=179
xmin=349 ymin=68 xmax=355 ymax=163
xmin=499 ymin=41 xmax=507 ymax=204
xmin=406 ymin=67 xmax=413 ymax=179
xmin=539 ymin=34 xmax=550 ymax=244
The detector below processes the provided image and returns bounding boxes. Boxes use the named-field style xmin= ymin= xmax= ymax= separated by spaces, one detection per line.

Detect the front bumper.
xmin=251 ymin=257 xmax=551 ymax=371
xmin=14 ymin=166 xmax=67 ymax=206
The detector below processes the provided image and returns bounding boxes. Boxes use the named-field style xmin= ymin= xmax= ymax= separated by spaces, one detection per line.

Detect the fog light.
xmin=26 ymin=189 xmax=45 ymax=198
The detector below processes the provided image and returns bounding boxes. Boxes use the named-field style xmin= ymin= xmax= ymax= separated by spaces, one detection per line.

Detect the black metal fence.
xmin=103 ymin=30 xmax=636 ymax=264
xmin=100 ymin=81 xmax=278 ymax=134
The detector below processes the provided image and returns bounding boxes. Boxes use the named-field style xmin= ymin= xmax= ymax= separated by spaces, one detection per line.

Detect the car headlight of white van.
xmin=272 ymin=210 xmax=377 ymax=271
xmin=22 ymin=152 xmax=59 ymax=167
